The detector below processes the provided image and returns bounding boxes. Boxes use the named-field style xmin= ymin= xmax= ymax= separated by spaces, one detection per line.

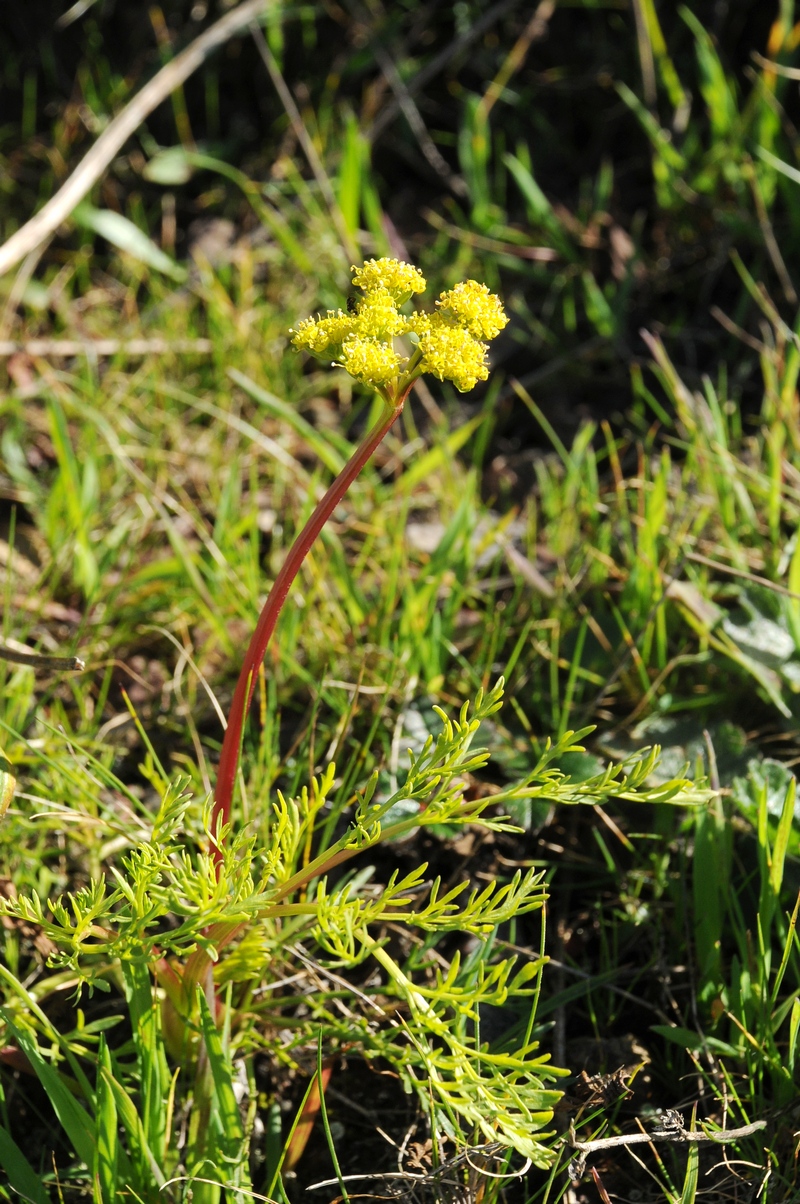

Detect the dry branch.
xmin=570 ymin=1117 xmax=767 ymax=1155
xmin=0 ymin=0 xmax=269 ymax=278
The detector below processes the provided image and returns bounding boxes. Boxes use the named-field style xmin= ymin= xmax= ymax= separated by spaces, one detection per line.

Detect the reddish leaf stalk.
xmin=210 ymin=390 xmax=409 ymax=865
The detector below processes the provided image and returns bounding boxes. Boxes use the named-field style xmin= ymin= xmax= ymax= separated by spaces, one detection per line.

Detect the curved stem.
xmin=211 ymin=391 xmax=408 ymax=864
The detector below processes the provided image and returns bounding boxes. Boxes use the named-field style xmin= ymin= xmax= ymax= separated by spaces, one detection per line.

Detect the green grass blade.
xmin=679 ymin=1140 xmax=699 ymax=1203
xmin=581 ymin=270 xmax=616 ymax=338
xmin=771 ymin=777 xmax=795 ymax=899
xmin=637 ymin=0 xmax=687 ymax=111
xmin=615 ymin=80 xmax=686 ymax=168
xmin=121 ymin=961 xmax=169 ymax=1163
xmin=1 ymin=1014 xmax=96 ymax=1171
xmin=502 ymin=149 xmax=573 ymax=257
xmin=399 ymin=414 xmax=484 ymax=492
xmin=0 ymin=1125 xmax=49 ymax=1204
xmin=196 ymin=988 xmax=246 ymax=1160
xmin=770 ymin=893 xmax=800 ymax=1007
xmin=99 ymin=1062 xmax=168 ymax=1190
xmin=316 ymin=1033 xmax=349 ymax=1204
xmin=94 ymin=1036 xmax=118 ymax=1204
xmin=680 ymin=7 xmax=738 ymax=140
xmin=789 ymin=997 xmax=800 ymax=1074
xmin=265 ymin=1073 xmax=319 ymax=1201
xmin=72 ymin=204 xmax=187 ymax=282
xmin=337 ymin=111 xmax=362 ymax=240
xmin=228 ymin=367 xmax=351 ymax=471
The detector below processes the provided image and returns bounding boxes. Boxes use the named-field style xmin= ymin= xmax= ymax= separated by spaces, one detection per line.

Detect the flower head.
xmin=413 ymin=314 xmax=490 ymax=393
xmin=292 ymin=258 xmax=506 ymax=399
xmin=436 ymin=279 xmax=509 ymax=341
xmin=292 ymin=311 xmax=352 ymax=355
xmin=351 ymin=258 xmax=426 ymax=302
xmin=340 ymin=337 xmax=403 ymax=385
xmin=357 ymin=287 xmax=407 ymax=339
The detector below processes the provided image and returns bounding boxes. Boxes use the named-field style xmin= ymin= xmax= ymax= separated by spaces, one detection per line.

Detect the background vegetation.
xmin=2 ymin=0 xmax=800 ymax=1199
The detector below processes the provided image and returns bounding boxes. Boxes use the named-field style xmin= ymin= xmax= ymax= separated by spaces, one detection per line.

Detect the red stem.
xmin=211 ymin=393 xmax=407 ymax=864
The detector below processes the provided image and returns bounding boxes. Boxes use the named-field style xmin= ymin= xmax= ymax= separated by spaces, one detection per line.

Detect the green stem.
xmin=210 ymin=389 xmax=409 ymax=865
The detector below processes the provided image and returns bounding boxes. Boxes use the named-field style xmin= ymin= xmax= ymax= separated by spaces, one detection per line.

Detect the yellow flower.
xmin=414 ymin=314 xmax=490 ymax=393
xmin=292 ymin=259 xmax=506 ymax=397
xmin=436 ymin=279 xmax=509 ymax=340
xmin=340 ymin=337 xmax=403 ymax=384
xmin=351 ymin=257 xmax=426 ymax=301
xmin=355 ymin=287 xmax=408 ymax=339
xmin=291 ymin=311 xmax=352 ymax=355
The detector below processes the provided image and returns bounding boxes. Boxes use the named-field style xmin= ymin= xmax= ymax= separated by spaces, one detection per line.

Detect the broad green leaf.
xmin=732 ymin=758 xmax=798 ymax=825
xmin=650 ymin=1024 xmax=741 ymax=1058
xmin=72 ymin=203 xmax=187 ymax=281
xmin=721 ymin=612 xmax=795 ymax=669
xmin=142 ymin=145 xmax=195 ymax=185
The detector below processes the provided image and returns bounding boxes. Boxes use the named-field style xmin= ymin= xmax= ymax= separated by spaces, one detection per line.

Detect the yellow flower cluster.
xmin=436 ymin=280 xmax=508 ymax=340
xmin=408 ymin=313 xmax=493 ymax=391
xmin=351 ymin=259 xmax=425 ymax=300
xmin=291 ymin=257 xmax=508 ymax=396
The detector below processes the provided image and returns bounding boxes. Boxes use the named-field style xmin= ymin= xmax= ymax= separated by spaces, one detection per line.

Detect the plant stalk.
xmin=211 ymin=390 xmax=408 ymax=863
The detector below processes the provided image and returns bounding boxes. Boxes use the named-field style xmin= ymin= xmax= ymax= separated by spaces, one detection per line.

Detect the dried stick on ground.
xmin=570 ymin=1117 xmax=767 ymax=1155
xmin=0 ymin=644 xmax=84 ymax=672
xmin=0 ymin=0 xmax=269 ymax=279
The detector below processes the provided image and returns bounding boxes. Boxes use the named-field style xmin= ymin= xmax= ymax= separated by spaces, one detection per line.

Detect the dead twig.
xmin=0 ymin=644 xmax=84 ymax=673
xmin=569 ymin=1116 xmax=766 ymax=1155
xmin=307 ymin=1141 xmax=531 ymax=1191
xmin=686 ymin=550 xmax=800 ymax=602
xmin=0 ymin=0 xmax=269 ymax=278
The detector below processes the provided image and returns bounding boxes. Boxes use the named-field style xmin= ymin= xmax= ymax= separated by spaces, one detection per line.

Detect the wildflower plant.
xmin=0 ymin=259 xmax=711 ymax=1199
xmin=211 ymin=260 xmax=508 ymax=850
xmin=0 ymin=685 xmax=706 ymax=1199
